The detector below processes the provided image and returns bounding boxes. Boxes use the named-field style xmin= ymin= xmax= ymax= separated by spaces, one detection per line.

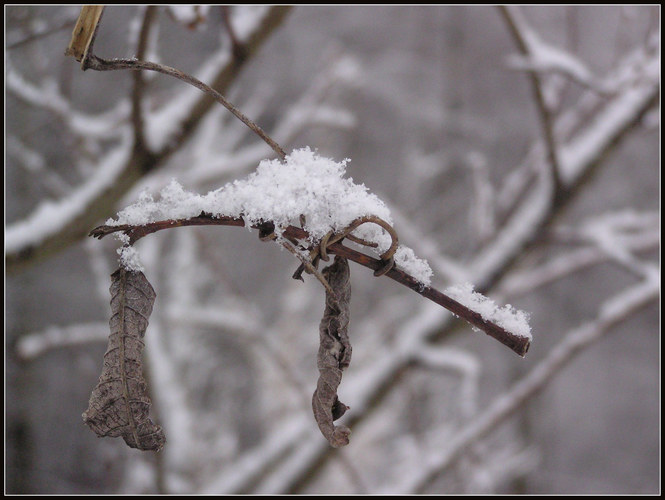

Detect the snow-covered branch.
xmin=471 ymin=37 xmax=658 ymax=290
xmin=7 ymin=6 xmax=657 ymax=495
xmin=6 ymin=59 xmax=131 ymax=140
xmin=7 ymin=135 xmax=72 ymax=197
xmin=499 ymin=210 xmax=659 ymax=297
xmin=498 ymin=5 xmax=563 ymax=192
xmin=6 ymin=128 xmax=135 ymax=265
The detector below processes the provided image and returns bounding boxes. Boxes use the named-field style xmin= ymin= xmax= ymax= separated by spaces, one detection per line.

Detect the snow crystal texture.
xmin=445 ymin=282 xmax=532 ymax=340
xmin=109 ymin=147 xmax=433 ymax=285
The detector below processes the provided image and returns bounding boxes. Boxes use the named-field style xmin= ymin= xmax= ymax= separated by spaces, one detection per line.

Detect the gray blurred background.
xmin=5 ymin=5 xmax=660 ymax=494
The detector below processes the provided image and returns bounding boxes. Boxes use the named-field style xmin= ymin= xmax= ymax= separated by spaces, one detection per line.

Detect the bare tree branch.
xmin=6 ymin=6 xmax=292 ymax=274
xmin=89 ymin=216 xmax=531 ymax=356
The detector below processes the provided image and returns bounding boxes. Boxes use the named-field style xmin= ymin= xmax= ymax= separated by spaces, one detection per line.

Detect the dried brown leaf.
xmin=83 ymin=268 xmax=165 ymax=451
xmin=312 ymin=256 xmax=352 ymax=447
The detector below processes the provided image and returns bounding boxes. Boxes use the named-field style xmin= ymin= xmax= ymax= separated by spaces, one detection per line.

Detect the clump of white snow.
xmin=444 ymin=282 xmax=532 ymax=340
xmin=115 ymin=232 xmax=144 ymax=272
xmin=117 ymin=244 xmax=144 ymax=273
xmin=109 ymin=147 xmax=433 ymax=284
xmin=394 ymin=246 xmax=433 ymax=286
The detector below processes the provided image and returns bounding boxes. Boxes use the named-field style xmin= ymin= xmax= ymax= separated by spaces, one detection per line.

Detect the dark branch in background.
xmin=83 ymin=56 xmax=286 ymax=160
xmin=7 ymin=16 xmax=78 ymax=50
xmin=90 ymin=216 xmax=531 ymax=357
xmin=68 ymin=6 xmax=530 ymax=357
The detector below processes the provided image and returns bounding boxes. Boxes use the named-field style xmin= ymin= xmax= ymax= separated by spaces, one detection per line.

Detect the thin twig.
xmin=89 ymin=216 xmax=531 ymax=357
xmin=84 ymin=54 xmax=286 ymax=160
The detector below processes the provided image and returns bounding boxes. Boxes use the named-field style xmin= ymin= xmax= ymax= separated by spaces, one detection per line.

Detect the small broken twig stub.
xmin=82 ymin=268 xmax=165 ymax=451
xmin=64 ymin=5 xmax=104 ymax=67
xmin=312 ymin=256 xmax=353 ymax=447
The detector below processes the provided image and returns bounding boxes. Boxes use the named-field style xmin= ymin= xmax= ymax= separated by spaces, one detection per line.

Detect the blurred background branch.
xmin=6 ymin=5 xmax=659 ymax=495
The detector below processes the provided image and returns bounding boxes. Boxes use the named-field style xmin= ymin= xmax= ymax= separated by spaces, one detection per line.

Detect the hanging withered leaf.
xmin=83 ymin=268 xmax=165 ymax=451
xmin=312 ymin=256 xmax=353 ymax=447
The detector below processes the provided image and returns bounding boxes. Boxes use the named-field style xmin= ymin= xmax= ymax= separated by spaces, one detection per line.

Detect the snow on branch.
xmin=411 ymin=346 xmax=481 ymax=418
xmin=106 ymin=148 xmax=416 ymax=271
xmin=166 ymin=5 xmax=210 ymax=30
xmin=470 ymin=36 xmax=658 ymax=291
xmin=92 ymin=147 xmax=534 ymax=356
xmin=498 ymin=239 xmax=657 ymax=301
xmin=567 ymin=210 xmax=659 ymax=279
xmin=558 ymin=53 xmax=659 ymax=186
xmin=7 ymin=135 xmax=71 ymax=197
xmin=501 ymin=6 xmax=599 ymax=90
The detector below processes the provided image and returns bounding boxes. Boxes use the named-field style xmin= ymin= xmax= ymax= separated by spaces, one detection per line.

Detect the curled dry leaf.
xmin=82 ymin=268 xmax=165 ymax=451
xmin=312 ymin=256 xmax=353 ymax=447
